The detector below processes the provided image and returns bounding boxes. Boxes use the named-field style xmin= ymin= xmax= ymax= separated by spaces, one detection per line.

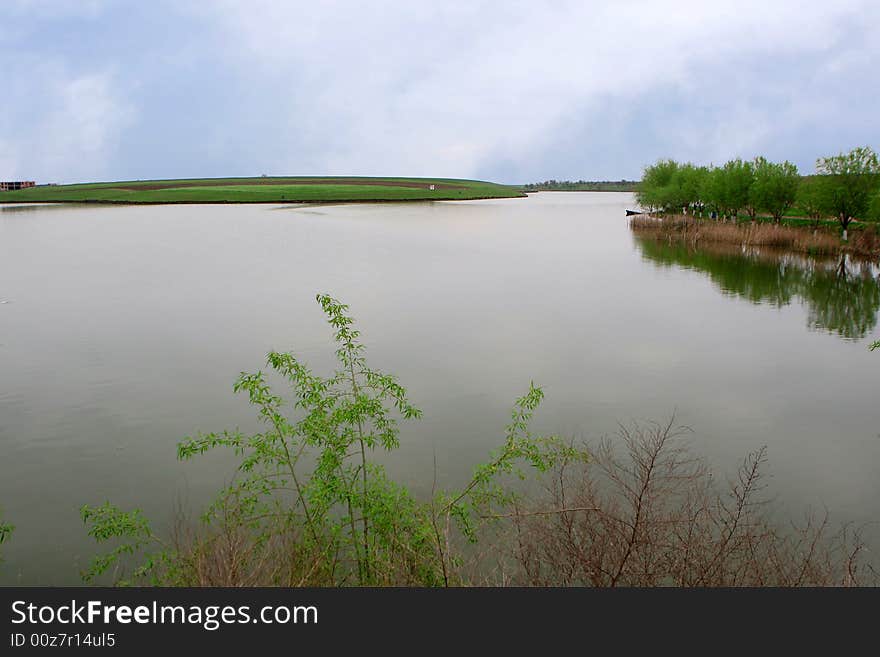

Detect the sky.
xmin=1 ymin=0 xmax=878 ymax=184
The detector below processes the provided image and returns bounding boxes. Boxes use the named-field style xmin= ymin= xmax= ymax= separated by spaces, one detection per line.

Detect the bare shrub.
xmin=160 ymin=494 xmax=335 ymax=587
xmin=850 ymin=225 xmax=880 ymax=257
xmin=163 ymin=488 xmax=443 ymax=587
xmin=510 ymin=418 xmax=874 ymax=586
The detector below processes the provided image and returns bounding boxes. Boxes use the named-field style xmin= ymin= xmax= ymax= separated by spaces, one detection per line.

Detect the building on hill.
xmin=0 ymin=181 xmax=36 ymax=191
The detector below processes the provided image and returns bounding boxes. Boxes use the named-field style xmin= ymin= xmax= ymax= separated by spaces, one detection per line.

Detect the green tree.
xmin=636 ymin=159 xmax=680 ymax=213
xmin=637 ymin=160 xmax=709 ymax=215
xmin=868 ymin=189 xmax=880 ymax=222
xmin=815 ymin=146 xmax=880 ymax=240
xmin=796 ymin=176 xmax=827 ymax=227
xmin=702 ymin=159 xmax=754 ymax=220
xmin=700 ymin=166 xmax=726 ymax=218
xmin=751 ymin=157 xmax=800 ymax=223
xmin=663 ymin=162 xmax=702 ymax=214
xmin=676 ymin=164 xmax=709 ymax=215
xmin=726 ymin=158 xmax=757 ymax=220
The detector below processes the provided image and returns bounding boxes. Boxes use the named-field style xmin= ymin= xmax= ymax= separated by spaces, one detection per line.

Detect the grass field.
xmin=0 ymin=176 xmax=525 ymax=204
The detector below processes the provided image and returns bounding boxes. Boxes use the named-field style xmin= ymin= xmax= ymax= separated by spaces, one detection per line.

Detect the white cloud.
xmin=194 ymin=0 xmax=879 ymax=178
xmin=2 ymin=1 xmax=878 ymax=181
xmin=37 ymin=74 xmax=135 ymax=182
xmin=0 ymin=69 xmax=134 ymax=183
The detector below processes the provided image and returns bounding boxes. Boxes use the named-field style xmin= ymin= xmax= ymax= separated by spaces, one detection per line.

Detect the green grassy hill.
xmin=0 ymin=176 xmax=524 ymax=204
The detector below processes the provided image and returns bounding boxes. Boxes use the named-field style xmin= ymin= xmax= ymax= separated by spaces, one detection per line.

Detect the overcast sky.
xmin=1 ymin=0 xmax=878 ymax=184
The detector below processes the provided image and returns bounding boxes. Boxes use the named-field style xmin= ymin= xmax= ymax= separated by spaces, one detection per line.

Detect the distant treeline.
xmin=522 ymin=179 xmax=638 ymax=192
xmin=635 ymin=146 xmax=880 ymax=239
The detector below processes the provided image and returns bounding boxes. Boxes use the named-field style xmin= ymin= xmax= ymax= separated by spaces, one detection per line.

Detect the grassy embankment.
xmin=0 ymin=176 xmax=524 ymax=204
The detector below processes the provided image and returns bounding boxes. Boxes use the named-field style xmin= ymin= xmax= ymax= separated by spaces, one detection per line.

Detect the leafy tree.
xmin=751 ymin=157 xmax=800 ymax=223
xmin=700 ymin=166 xmax=726 ymax=218
xmin=815 ymin=146 xmax=880 ymax=240
xmin=662 ymin=162 xmax=701 ymax=214
xmin=700 ymin=159 xmax=754 ymax=220
xmin=664 ymin=164 xmax=692 ymax=213
xmin=637 ymin=160 xmax=707 ymax=215
xmin=868 ymin=189 xmax=880 ymax=222
xmin=796 ymin=176 xmax=827 ymax=227
xmin=636 ymin=160 xmax=680 ymax=213
xmin=725 ymin=158 xmax=756 ymax=220
xmin=675 ymin=164 xmax=709 ymax=214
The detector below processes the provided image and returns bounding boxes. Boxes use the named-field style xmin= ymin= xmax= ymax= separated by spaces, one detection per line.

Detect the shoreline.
xmin=630 ymin=214 xmax=880 ymax=260
xmin=0 ymin=194 xmax=526 ymax=206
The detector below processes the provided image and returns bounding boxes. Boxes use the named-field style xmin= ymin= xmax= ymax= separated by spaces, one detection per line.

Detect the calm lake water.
xmin=1 ymin=192 xmax=879 ymax=584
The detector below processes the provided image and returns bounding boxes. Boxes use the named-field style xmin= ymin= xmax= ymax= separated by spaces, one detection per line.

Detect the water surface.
xmin=1 ymin=193 xmax=878 ymax=584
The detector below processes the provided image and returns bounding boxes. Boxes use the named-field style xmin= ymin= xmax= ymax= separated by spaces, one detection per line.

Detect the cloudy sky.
xmin=1 ymin=0 xmax=878 ymax=184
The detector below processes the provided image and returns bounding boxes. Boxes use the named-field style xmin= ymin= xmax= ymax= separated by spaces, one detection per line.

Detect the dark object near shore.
xmin=626 ymin=209 xmax=644 ymax=216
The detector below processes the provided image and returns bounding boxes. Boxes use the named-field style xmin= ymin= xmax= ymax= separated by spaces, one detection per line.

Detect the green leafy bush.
xmin=82 ymin=294 xmax=581 ymax=586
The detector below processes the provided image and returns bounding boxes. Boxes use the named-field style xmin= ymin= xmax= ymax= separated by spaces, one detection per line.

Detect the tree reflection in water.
xmin=635 ymin=238 xmax=880 ymax=340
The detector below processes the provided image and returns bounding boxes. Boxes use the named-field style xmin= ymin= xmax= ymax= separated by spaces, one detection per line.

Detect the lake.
xmin=1 ymin=192 xmax=878 ymax=584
